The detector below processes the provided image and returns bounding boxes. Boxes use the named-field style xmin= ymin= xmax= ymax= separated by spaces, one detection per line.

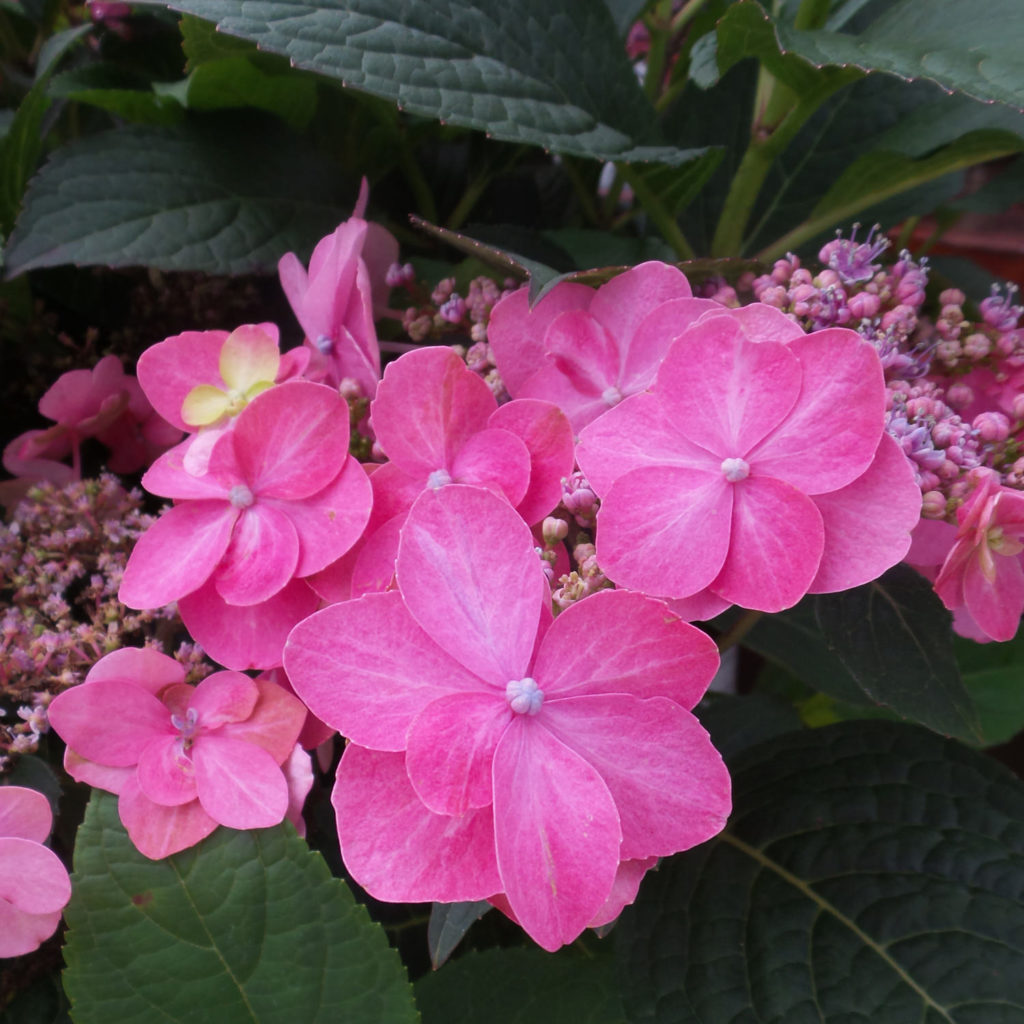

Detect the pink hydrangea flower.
xmin=284 ymin=485 xmax=730 ymax=951
xmin=934 ymin=469 xmax=1024 ymax=641
xmin=487 ymin=262 xmax=718 ymax=431
xmin=48 ymin=648 xmax=307 ymax=859
xmin=0 ymin=786 xmax=71 ymax=957
xmin=278 ymin=179 xmax=399 ymax=399
xmin=577 ymin=307 xmax=921 ymax=612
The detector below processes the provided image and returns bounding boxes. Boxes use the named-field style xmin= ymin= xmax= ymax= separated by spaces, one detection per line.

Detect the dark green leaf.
xmin=179 ymin=11 xmax=256 ymax=66
xmin=49 ymin=66 xmax=184 ymax=125
xmin=4 ymin=116 xmax=350 ymax=276
xmin=63 ymin=791 xmax=418 ymax=1024
xmin=132 ymin=0 xmax=706 ymax=165
xmin=417 ymin=946 xmax=626 ymax=1024
xmin=695 ymin=691 xmax=803 ymax=761
xmin=954 ymin=630 xmax=1024 ymax=746
xmin=813 ymin=565 xmax=982 ymax=743
xmin=615 ymin=720 xmax=1024 ymax=1023
xmin=602 ymin=0 xmax=652 ymax=37
xmin=427 ymin=900 xmax=491 ymax=969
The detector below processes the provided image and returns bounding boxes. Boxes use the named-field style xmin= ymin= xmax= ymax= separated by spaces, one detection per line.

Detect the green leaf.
xmin=426 ymin=900 xmax=491 ymax=969
xmin=131 ymin=0 xmax=705 ymax=165
xmin=417 ymin=946 xmax=626 ymax=1024
xmin=812 ymin=565 xmax=982 ymax=743
xmin=955 ymin=630 xmax=1024 ymax=746
xmin=49 ymin=66 xmax=184 ymax=125
xmin=4 ymin=116 xmax=350 ymax=277
xmin=180 ymin=11 xmax=256 ymax=66
xmin=615 ymin=720 xmax=1024 ymax=1022
xmin=695 ymin=691 xmax=803 ymax=761
xmin=601 ymin=0 xmax=652 ymax=37
xmin=63 ymin=791 xmax=418 ymax=1024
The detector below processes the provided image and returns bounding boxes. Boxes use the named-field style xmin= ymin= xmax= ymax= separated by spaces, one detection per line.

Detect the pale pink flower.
xmin=577 ymin=309 xmax=920 ymax=611
xmin=48 ymin=648 xmax=307 ymax=859
xmin=488 ymin=262 xmax=717 ymax=431
xmin=934 ymin=469 xmax=1024 ymax=641
xmin=278 ymin=179 xmax=399 ymax=399
xmin=284 ymin=485 xmax=730 ymax=951
xmin=0 ymin=786 xmax=71 ymax=957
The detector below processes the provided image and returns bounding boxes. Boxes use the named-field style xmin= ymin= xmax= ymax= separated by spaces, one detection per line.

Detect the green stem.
xmin=670 ymin=0 xmax=713 ymax=34
xmin=716 ymin=608 xmax=763 ymax=654
xmin=642 ymin=3 xmax=672 ymax=102
xmin=561 ymin=155 xmax=601 ymax=226
xmin=620 ymin=164 xmax=696 ymax=259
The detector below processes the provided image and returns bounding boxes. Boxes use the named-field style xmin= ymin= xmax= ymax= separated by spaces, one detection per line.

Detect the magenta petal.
xmin=233 ymin=381 xmax=350 ymax=499
xmin=83 ymin=646 xmax=184 ymax=696
xmin=136 ymin=330 xmax=229 ymax=431
xmin=371 ymin=347 xmax=496 ymax=475
xmin=964 ymin=553 xmax=1024 ymax=642
xmin=213 ymin=504 xmax=299 ymax=606
xmin=192 ymin=735 xmax=288 ymax=829
xmin=620 ymin=297 xmax=719 ymax=394
xmin=179 ymin=577 xmax=319 ymax=671
xmin=219 ymin=676 xmax=307 ymax=764
xmin=136 ymin=735 xmax=199 ymax=806
xmin=284 ymin=591 xmax=484 ymax=751
xmin=143 ymin=443 xmax=232 ymax=500
xmin=276 ymin=456 xmax=372 ymax=577
xmin=597 ymin=466 xmax=733 ymax=598
xmin=450 ymin=427 xmax=531 ymax=505
xmin=0 ymin=786 xmax=53 ymax=843
xmin=588 ymin=857 xmax=657 ymax=928
xmin=63 ymin=750 xmax=133 ymax=794
xmin=119 ymin=500 xmax=237 ymax=608
xmin=711 ymin=476 xmax=824 ymax=611
xmin=49 ymin=680 xmax=171 ymax=767
xmin=405 ymin=693 xmax=511 ymax=815
xmin=587 ymin=261 xmax=692 ymax=344
xmin=397 ymin=486 xmax=546 ymax=684
xmin=492 ymin=719 xmax=621 ymax=952
xmin=751 ymin=329 xmax=885 ymax=493
xmin=0 ymin=840 xmax=69 ymax=913
xmin=665 ymin=589 xmax=733 ymax=623
xmin=488 ymin=399 xmax=574 ymax=525
xmin=534 ymin=589 xmax=720 ymax=708
xmin=696 ymin=302 xmax=805 ymax=345
xmin=0 ymin=900 xmax=62 ymax=958
xmin=488 ymin=283 xmax=594 ymax=395
xmin=542 ymin=694 xmax=730 ymax=860
xmin=118 ymin=776 xmax=217 ymax=860
xmin=656 ymin=326 xmax=802 ymax=456
xmin=333 ymin=745 xmax=502 ymax=902
xmin=189 ymin=671 xmax=260 ymax=727
xmin=809 ymin=433 xmax=922 ymax=593
xmin=350 ymin=514 xmax=403 ymax=595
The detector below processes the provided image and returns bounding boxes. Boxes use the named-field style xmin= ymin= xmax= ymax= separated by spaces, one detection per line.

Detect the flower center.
xmin=506 ymin=677 xmax=544 ymax=716
xmin=229 ymin=484 xmax=255 ymax=508
xmin=315 ymin=334 xmax=334 ymax=355
xmin=721 ymin=457 xmax=750 ymax=482
xmin=170 ymin=707 xmax=199 ymax=752
xmin=427 ymin=469 xmax=452 ymax=490
xmin=601 ymin=385 xmax=623 ymax=407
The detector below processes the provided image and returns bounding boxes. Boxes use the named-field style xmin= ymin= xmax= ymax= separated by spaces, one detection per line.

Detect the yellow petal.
xmin=182 ymin=385 xmax=230 ymax=427
xmin=220 ymin=325 xmax=281 ymax=392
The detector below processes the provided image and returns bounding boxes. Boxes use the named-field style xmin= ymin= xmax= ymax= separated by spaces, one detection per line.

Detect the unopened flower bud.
xmin=973 ymin=411 xmax=1011 ymax=442
xmin=542 ymin=517 xmax=569 ymax=546
xmin=921 ymin=491 xmax=947 ymax=518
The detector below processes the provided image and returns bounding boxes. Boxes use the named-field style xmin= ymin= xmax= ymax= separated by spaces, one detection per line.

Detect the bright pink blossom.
xmin=284 ymin=485 xmax=730 ymax=951
xmin=934 ymin=469 xmax=1024 ymax=641
xmin=487 ymin=262 xmax=717 ymax=431
xmin=577 ymin=308 xmax=919 ymax=612
xmin=48 ymin=648 xmax=307 ymax=859
xmin=0 ymin=786 xmax=71 ymax=957
xmin=278 ymin=180 xmax=399 ymax=399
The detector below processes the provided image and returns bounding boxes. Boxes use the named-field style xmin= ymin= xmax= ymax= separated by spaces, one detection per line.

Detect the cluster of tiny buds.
xmin=552 ymin=540 xmax=611 ymax=611
xmin=928 ymin=284 xmax=1024 ymax=372
xmin=396 ymin=269 xmax=517 ymax=346
xmin=560 ymin=472 xmax=599 ymax=527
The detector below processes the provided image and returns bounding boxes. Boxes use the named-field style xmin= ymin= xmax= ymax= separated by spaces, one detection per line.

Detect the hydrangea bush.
xmin=3 ymin=1 xmax=1024 ymax=1021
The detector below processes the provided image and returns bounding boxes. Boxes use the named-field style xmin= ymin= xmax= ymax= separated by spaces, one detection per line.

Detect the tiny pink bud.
xmin=542 ymin=517 xmax=569 ymax=546
xmin=921 ymin=491 xmax=947 ymax=518
xmin=973 ymin=411 xmax=1011 ymax=442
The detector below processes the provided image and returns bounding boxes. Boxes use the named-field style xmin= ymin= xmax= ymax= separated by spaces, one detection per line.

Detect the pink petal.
xmin=219 ymin=675 xmax=308 ymax=765
xmin=0 ymin=786 xmax=53 ymax=843
xmin=533 ymin=589 xmax=720 ymax=708
xmin=0 ymin=899 xmax=63 ymax=958
xmin=492 ymin=719 xmax=621 ymax=952
xmin=233 ymin=381 xmax=350 ymax=499
xmin=588 ymin=857 xmax=658 ymax=928
xmin=48 ymin=680 xmax=171 ymax=767
xmin=283 ymin=745 xmax=314 ymax=836
xmin=541 ymin=694 xmax=730 ymax=860
xmin=83 ymin=646 xmax=185 ymax=695
xmin=450 ymin=427 xmax=531 ymax=505
xmin=333 ymin=745 xmax=502 ymax=903
xmin=576 ymin=391 xmax=715 ymax=496
xmin=397 ymin=486 xmax=546 ymax=684
xmin=136 ymin=330 xmax=229 ymax=431
xmin=141 ymin=442 xmax=231 ymax=500
xmin=283 ymin=591 xmax=484 ymax=751
xmin=964 ymin=552 xmax=1024 ymax=642
xmin=178 ymin=577 xmax=319 ymax=671
xmin=587 ymin=261 xmax=693 ymax=344
xmin=119 ymin=500 xmax=237 ymax=608
xmin=488 ymin=283 xmax=594 ymax=395
xmin=118 ymin=776 xmax=218 ymax=860
xmin=350 ymin=513 xmax=403 ymax=595
xmin=596 ymin=466 xmax=732 ymax=598
xmin=213 ymin=504 xmax=300 ymax=606
xmin=193 ymin=735 xmax=288 ymax=829
xmin=665 ymin=589 xmax=733 ymax=622
xmin=136 ymin=735 xmax=199 ymax=806
xmin=620 ymin=297 xmax=719 ymax=394
xmin=370 ymin=347 xmax=496 ymax=477
xmin=274 ymin=455 xmax=372 ymax=577
xmin=63 ymin=750 xmax=133 ymax=795
xmin=750 ymin=329 xmax=885 ymax=493
xmin=488 ymin=399 xmax=575 ymax=525
xmin=710 ymin=475 xmax=824 ymax=611
xmin=694 ymin=302 xmax=805 ymax=344
xmin=189 ymin=671 xmax=260 ymax=727
xmin=809 ymin=432 xmax=922 ymax=593
xmin=405 ymin=693 xmax=511 ymax=815
xmin=655 ymin=324 xmax=802 ymax=457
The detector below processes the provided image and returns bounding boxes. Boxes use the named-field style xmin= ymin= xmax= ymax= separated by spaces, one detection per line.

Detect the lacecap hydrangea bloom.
xmin=284 ymin=485 xmax=730 ymax=951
